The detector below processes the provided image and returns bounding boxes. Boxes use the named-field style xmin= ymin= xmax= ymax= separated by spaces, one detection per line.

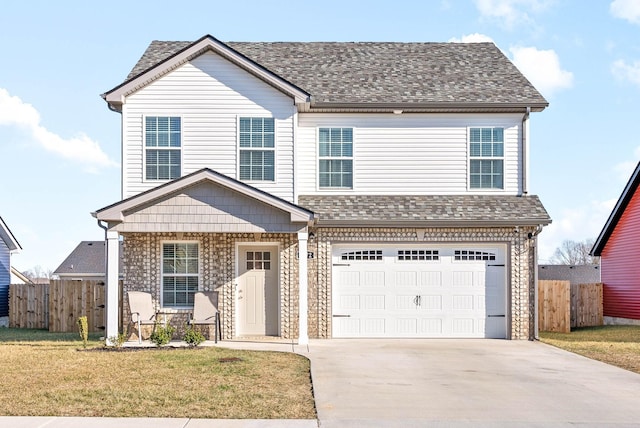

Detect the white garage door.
xmin=332 ymin=245 xmax=507 ymax=338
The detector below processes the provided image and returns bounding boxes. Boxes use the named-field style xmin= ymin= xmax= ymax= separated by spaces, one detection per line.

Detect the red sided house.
xmin=592 ymin=161 xmax=640 ymax=323
xmin=95 ymin=34 xmax=551 ymax=344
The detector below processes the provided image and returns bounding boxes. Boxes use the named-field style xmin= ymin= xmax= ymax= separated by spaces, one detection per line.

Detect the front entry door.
xmin=237 ymin=246 xmax=279 ymax=336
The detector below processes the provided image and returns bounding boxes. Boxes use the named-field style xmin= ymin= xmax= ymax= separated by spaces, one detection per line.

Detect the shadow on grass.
xmin=0 ymin=327 xmax=102 ymax=343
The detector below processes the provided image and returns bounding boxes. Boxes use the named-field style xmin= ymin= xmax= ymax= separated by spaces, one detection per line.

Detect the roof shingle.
xmin=122 ymin=38 xmax=547 ymax=107
xmin=298 ymin=195 xmax=551 ymax=226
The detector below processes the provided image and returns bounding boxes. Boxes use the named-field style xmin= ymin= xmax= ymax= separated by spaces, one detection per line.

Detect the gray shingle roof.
xmin=53 ymin=241 xmax=123 ymax=276
xmin=538 ymin=265 xmax=601 ymax=284
xmin=122 ymin=38 xmax=547 ymax=107
xmin=298 ymin=195 xmax=551 ymax=226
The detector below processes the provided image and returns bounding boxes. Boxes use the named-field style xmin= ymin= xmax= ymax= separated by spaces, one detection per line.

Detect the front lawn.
xmin=0 ymin=328 xmax=316 ymax=419
xmin=540 ymin=325 xmax=640 ymax=374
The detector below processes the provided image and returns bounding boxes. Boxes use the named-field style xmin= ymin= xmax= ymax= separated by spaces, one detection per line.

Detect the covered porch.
xmin=93 ymin=168 xmax=315 ymax=345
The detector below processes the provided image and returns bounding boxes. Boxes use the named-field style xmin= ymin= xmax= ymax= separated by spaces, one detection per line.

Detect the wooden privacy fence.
xmin=538 ymin=280 xmax=603 ymax=333
xmin=10 ymin=280 xmax=122 ymax=333
xmin=8 ymin=282 xmax=49 ymax=329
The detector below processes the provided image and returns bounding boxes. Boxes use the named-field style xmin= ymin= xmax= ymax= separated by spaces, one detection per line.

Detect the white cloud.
xmin=0 ymin=88 xmax=117 ymax=172
xmin=611 ymin=59 xmax=640 ymax=87
xmin=509 ymin=46 xmax=573 ymax=97
xmin=610 ymin=0 xmax=640 ymax=25
xmin=448 ymin=33 xmax=495 ymax=43
xmin=474 ymin=0 xmax=552 ymax=29
xmin=538 ymin=199 xmax=616 ymax=263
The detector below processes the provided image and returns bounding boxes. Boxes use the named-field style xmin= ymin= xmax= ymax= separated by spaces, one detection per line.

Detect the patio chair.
xmin=189 ymin=291 xmax=221 ymax=343
xmin=128 ymin=291 xmax=159 ymax=344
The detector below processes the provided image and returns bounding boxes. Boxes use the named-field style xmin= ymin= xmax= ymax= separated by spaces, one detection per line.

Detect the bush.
xmin=149 ymin=323 xmax=175 ymax=346
xmin=183 ymin=325 xmax=206 ymax=347
xmin=106 ymin=332 xmax=127 ymax=348
xmin=77 ymin=316 xmax=89 ymax=348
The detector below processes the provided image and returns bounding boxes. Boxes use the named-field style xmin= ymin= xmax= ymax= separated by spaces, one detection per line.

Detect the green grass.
xmin=0 ymin=328 xmax=316 ymax=418
xmin=540 ymin=325 xmax=640 ymax=374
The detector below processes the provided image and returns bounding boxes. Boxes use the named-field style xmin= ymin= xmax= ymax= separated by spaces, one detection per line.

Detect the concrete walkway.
xmin=4 ymin=339 xmax=640 ymax=427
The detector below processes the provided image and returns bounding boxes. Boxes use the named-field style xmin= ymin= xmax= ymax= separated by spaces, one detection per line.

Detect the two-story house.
xmin=95 ymin=35 xmax=550 ymax=344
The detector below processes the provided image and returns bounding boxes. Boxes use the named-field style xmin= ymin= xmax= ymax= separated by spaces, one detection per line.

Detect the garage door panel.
xmin=363 ymin=295 xmax=385 ymax=310
xmin=332 ymin=245 xmax=506 ymax=338
xmin=340 ymin=271 xmax=360 ymax=287
xmin=395 ymin=271 xmax=418 ymax=287
xmin=364 ymin=271 xmax=385 ymax=287
xmin=420 ymin=271 xmax=442 ymax=287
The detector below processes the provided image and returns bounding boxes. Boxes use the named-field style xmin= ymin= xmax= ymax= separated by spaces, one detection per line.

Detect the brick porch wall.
xmin=121 ymin=232 xmax=298 ymax=340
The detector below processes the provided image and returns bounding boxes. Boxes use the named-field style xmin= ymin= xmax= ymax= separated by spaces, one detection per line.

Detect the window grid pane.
xmin=469 ymin=127 xmax=504 ymax=189
xmin=146 ymin=116 xmax=181 ymax=180
xmin=239 ymin=118 xmax=275 ymax=181
xmin=319 ymin=127 xmax=353 ymax=188
xmin=162 ymin=243 xmax=199 ymax=307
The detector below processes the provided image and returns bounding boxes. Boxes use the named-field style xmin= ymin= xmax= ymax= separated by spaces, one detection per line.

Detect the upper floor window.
xmin=319 ymin=128 xmax=353 ymax=188
xmin=239 ymin=117 xmax=275 ymax=181
xmin=162 ymin=242 xmax=199 ymax=308
xmin=469 ymin=127 xmax=503 ymax=189
xmin=145 ymin=116 xmax=181 ymax=180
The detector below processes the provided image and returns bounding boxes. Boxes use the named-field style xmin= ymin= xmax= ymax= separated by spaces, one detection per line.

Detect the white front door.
xmin=332 ymin=244 xmax=507 ymax=338
xmin=237 ymin=246 xmax=279 ymax=336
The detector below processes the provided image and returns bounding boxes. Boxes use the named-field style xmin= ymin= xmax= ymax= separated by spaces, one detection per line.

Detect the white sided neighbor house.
xmin=95 ymin=34 xmax=551 ymax=344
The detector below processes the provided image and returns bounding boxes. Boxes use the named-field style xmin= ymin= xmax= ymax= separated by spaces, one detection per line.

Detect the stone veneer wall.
xmin=121 ymin=227 xmax=539 ymax=341
xmin=122 ymin=232 xmax=298 ymax=340
xmin=307 ymin=226 xmax=539 ymax=340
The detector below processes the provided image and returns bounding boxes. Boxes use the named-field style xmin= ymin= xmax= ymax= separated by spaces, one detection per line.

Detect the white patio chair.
xmin=189 ymin=291 xmax=221 ymax=343
xmin=127 ymin=291 xmax=159 ymax=344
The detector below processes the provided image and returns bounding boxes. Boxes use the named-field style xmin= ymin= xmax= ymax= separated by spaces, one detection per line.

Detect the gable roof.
xmin=0 ymin=216 xmax=21 ymax=252
xmin=591 ymin=161 xmax=640 ymax=256
xmin=53 ymin=241 xmax=123 ymax=277
xmin=104 ymin=34 xmax=548 ymax=113
xmin=94 ymin=168 xmax=315 ymax=225
xmin=298 ymin=194 xmax=551 ymax=227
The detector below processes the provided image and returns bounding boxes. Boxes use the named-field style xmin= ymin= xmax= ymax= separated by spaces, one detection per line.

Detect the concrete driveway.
xmin=304 ymin=339 xmax=640 ymax=427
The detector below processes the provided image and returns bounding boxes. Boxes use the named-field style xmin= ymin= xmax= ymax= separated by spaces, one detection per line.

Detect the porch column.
xmin=105 ymin=230 xmax=120 ymax=345
xmin=298 ymin=232 xmax=309 ymax=345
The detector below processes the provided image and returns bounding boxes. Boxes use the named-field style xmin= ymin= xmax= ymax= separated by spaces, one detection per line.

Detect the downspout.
xmin=292 ymin=105 xmax=299 ymax=204
xmin=529 ymin=225 xmax=543 ymax=340
xmin=97 ymin=219 xmax=108 ymax=270
xmin=522 ymin=107 xmax=531 ymax=195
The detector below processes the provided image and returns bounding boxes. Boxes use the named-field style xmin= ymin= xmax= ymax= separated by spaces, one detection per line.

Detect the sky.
xmin=1 ymin=0 xmax=640 ymax=273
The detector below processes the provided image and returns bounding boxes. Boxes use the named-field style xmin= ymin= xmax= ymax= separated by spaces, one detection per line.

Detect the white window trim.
xmin=160 ymin=240 xmax=201 ymax=309
xmin=316 ymin=126 xmax=355 ymax=191
xmin=142 ymin=114 xmax=184 ymax=183
xmin=236 ymin=116 xmax=278 ymax=183
xmin=467 ymin=126 xmax=505 ymax=191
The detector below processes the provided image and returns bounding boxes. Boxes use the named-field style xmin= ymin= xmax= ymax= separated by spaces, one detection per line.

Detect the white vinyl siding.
xmin=297 ymin=113 xmax=522 ymax=195
xmin=122 ymin=51 xmax=295 ymax=201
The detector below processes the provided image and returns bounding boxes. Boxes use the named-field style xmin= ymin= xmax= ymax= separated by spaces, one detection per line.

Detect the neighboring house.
xmin=95 ymin=34 xmax=551 ymax=343
xmin=0 ymin=216 xmax=22 ymax=321
xmin=538 ymin=264 xmax=600 ymax=285
xmin=591 ymin=161 xmax=640 ymax=324
xmin=53 ymin=241 xmax=123 ymax=281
